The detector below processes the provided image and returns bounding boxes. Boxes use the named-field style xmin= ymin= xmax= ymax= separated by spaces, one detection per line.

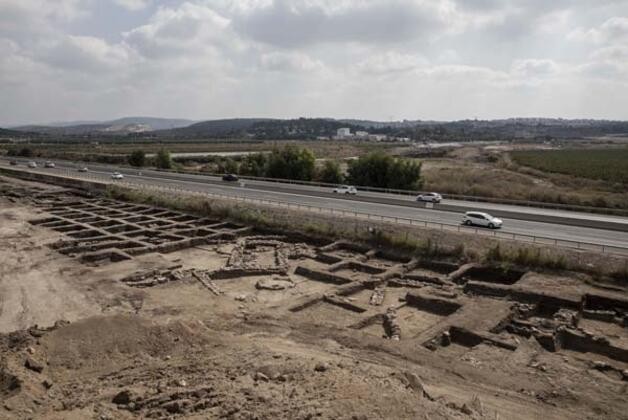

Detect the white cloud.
xmin=42 ymin=35 xmax=132 ymax=72
xmin=2 ymin=0 xmax=628 ymax=125
xmin=230 ymin=0 xmax=446 ymax=47
xmin=356 ymin=51 xmax=427 ymax=74
xmin=511 ymin=58 xmax=559 ymax=78
xmin=123 ymin=2 xmax=234 ymax=58
xmin=259 ymin=51 xmax=324 ymax=72
xmin=569 ymin=16 xmax=628 ymax=44
xmin=112 ymin=0 xmax=151 ymax=11
xmin=590 ymin=45 xmax=628 ymax=62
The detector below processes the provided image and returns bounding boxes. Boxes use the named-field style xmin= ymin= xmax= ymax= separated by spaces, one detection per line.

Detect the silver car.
xmin=462 ymin=211 xmax=503 ymax=229
xmin=416 ymin=192 xmax=442 ymax=203
xmin=333 ymin=185 xmax=357 ymax=195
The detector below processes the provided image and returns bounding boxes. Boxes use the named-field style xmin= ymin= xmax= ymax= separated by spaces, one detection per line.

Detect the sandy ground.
xmin=0 ymin=176 xmax=627 ymax=420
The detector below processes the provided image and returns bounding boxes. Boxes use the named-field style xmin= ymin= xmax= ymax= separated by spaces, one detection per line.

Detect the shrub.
xmin=318 ymin=160 xmax=343 ymax=184
xmin=266 ymin=145 xmax=315 ymax=181
xmin=128 ymin=150 xmax=146 ymax=167
xmin=347 ymin=152 xmax=422 ymax=190
xmin=155 ymin=149 xmax=172 ymax=169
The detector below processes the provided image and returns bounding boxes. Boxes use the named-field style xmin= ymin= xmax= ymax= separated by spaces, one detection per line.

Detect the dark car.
xmin=222 ymin=173 xmax=239 ymax=182
xmin=9 ymin=160 xmax=17 ymax=165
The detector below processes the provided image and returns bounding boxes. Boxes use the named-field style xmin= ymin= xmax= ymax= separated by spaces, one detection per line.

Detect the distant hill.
xmin=338 ymin=119 xmax=428 ymax=129
xmin=8 ymin=117 xmax=628 ymax=140
xmin=248 ymin=118 xmax=363 ymax=139
xmin=158 ymin=118 xmax=275 ymax=138
xmin=13 ymin=124 xmax=111 ymax=135
xmin=12 ymin=117 xmax=195 ymax=135
xmin=0 ymin=127 xmax=34 ymax=137
xmin=158 ymin=118 xmax=368 ymax=139
xmin=105 ymin=117 xmax=195 ymax=131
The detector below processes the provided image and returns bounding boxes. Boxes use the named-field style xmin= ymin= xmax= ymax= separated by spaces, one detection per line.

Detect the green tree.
xmin=218 ymin=157 xmax=239 ymax=174
xmin=239 ymin=153 xmax=267 ymax=177
xmin=128 ymin=150 xmax=146 ymax=167
xmin=155 ymin=149 xmax=172 ymax=169
xmin=7 ymin=146 xmax=34 ymax=157
xmin=266 ymin=145 xmax=316 ymax=181
xmin=347 ymin=152 xmax=422 ymax=190
xmin=318 ymin=160 xmax=343 ymax=184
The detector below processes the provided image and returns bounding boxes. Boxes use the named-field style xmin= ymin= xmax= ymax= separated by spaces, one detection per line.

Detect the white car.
xmin=333 ymin=185 xmax=357 ymax=195
xmin=111 ymin=172 xmax=124 ymax=180
xmin=44 ymin=161 xmax=55 ymax=168
xmin=27 ymin=161 xmax=37 ymax=168
xmin=462 ymin=211 xmax=503 ymax=229
xmin=416 ymin=192 xmax=442 ymax=203
xmin=78 ymin=167 xmax=88 ymax=172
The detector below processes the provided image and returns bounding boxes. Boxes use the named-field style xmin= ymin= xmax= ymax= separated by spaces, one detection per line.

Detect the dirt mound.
xmin=0 ymin=314 xmax=476 ymax=419
xmin=41 ymin=314 xmax=207 ymax=371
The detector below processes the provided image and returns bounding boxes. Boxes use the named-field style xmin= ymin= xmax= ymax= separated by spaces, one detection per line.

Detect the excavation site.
xmin=0 ymin=175 xmax=627 ymax=420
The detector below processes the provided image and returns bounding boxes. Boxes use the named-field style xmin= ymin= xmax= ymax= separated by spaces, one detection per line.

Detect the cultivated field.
xmin=511 ymin=148 xmax=628 ymax=184
xmin=418 ymin=145 xmax=628 ymax=210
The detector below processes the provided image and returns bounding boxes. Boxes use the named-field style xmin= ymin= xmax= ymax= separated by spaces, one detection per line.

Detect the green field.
xmin=511 ymin=148 xmax=628 ymax=184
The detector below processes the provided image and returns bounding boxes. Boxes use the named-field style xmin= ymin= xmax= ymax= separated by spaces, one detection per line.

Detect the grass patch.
xmin=484 ymin=243 xmax=567 ymax=271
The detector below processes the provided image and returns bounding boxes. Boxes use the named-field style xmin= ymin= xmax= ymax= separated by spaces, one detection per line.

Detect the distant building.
xmin=355 ymin=130 xmax=369 ymax=138
xmin=336 ymin=127 xmax=351 ymax=138
xmin=368 ymin=134 xmax=387 ymax=142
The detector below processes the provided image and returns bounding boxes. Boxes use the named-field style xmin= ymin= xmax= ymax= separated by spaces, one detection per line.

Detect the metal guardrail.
xmin=9 ymin=165 xmax=627 ymax=257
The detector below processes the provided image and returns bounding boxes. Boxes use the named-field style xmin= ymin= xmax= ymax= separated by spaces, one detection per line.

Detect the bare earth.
xmin=0 ymin=175 xmax=627 ymax=420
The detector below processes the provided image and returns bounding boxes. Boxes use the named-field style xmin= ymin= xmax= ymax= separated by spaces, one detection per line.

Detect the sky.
xmin=1 ymin=0 xmax=628 ymax=126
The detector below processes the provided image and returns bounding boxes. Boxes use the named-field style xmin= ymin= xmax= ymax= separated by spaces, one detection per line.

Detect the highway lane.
xmin=5 ymin=161 xmax=627 ymax=250
xmin=5 ymin=156 xmax=628 ymax=230
xmin=3 ymin=158 xmax=628 ymax=248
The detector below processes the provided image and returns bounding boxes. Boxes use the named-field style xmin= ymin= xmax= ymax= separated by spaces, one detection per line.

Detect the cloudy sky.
xmin=1 ymin=0 xmax=628 ymax=126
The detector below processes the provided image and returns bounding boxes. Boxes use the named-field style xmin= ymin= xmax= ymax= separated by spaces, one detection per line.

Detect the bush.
xmin=347 ymin=152 xmax=422 ymax=190
xmin=7 ymin=146 xmax=34 ymax=157
xmin=239 ymin=153 xmax=268 ymax=177
xmin=218 ymin=158 xmax=239 ymax=174
xmin=318 ymin=160 xmax=343 ymax=184
xmin=266 ymin=145 xmax=315 ymax=181
xmin=128 ymin=150 xmax=146 ymax=167
xmin=155 ymin=149 xmax=172 ymax=169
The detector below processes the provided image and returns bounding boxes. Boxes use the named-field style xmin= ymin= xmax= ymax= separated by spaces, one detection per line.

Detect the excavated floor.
xmin=21 ymin=189 xmax=628 ymax=370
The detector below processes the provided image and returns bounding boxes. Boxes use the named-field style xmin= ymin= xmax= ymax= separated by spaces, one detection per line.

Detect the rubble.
xmin=384 ymin=307 xmax=401 ymax=340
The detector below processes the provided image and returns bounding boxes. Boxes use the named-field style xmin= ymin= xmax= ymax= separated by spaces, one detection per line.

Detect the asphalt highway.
xmin=2 ymin=157 xmax=628 ymax=251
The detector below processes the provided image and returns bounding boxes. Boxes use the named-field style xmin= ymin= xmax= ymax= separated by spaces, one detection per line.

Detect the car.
xmin=462 ymin=211 xmax=503 ymax=229
xmin=222 ymin=173 xmax=239 ymax=182
xmin=27 ymin=161 xmax=37 ymax=168
xmin=9 ymin=160 xmax=17 ymax=166
xmin=416 ymin=192 xmax=442 ymax=203
xmin=111 ymin=172 xmax=124 ymax=180
xmin=78 ymin=167 xmax=88 ymax=172
xmin=44 ymin=161 xmax=55 ymax=168
xmin=333 ymin=185 xmax=357 ymax=195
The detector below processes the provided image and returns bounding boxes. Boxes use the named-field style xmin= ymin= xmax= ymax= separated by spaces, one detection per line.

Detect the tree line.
xmin=127 ymin=145 xmax=421 ymax=190
xmin=127 ymin=145 xmax=421 ymax=189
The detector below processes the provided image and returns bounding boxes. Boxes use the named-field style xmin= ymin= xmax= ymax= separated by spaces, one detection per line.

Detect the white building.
xmin=355 ymin=130 xmax=369 ymax=138
xmin=336 ymin=127 xmax=351 ymax=138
